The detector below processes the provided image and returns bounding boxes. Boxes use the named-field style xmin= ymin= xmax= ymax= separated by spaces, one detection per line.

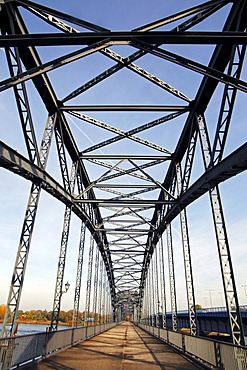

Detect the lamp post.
xmin=205 ymin=289 xmax=214 ymax=308
xmin=61 ymin=281 xmax=70 ymax=295
xmin=49 ymin=281 xmax=70 ymax=332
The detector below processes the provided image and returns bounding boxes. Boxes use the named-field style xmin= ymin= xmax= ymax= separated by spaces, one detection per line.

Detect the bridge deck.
xmin=26 ymin=322 xmax=204 ymax=370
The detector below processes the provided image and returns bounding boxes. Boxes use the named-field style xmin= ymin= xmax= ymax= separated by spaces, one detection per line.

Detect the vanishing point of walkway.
xmin=27 ymin=322 xmax=204 ymax=370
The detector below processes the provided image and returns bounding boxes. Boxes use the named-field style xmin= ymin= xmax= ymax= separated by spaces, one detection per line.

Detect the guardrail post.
xmin=71 ymin=328 xmax=75 ymax=346
xmin=214 ymin=341 xmax=224 ymax=370
xmin=182 ymin=333 xmax=185 ymax=353
xmin=0 ymin=338 xmax=16 ymax=370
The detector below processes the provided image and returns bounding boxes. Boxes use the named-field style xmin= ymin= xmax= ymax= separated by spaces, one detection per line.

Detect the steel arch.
xmin=0 ymin=0 xmax=246 ymax=345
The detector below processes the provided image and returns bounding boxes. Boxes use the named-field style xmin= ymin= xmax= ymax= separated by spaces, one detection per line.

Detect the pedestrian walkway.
xmin=27 ymin=322 xmax=204 ymax=370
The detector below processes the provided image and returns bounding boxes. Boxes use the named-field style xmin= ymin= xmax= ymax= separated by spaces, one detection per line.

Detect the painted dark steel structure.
xmin=0 ymin=0 xmax=246 ymax=353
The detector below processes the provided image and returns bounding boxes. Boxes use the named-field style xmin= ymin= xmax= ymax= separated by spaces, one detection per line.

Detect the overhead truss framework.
xmin=0 ymin=0 xmax=246 ymax=345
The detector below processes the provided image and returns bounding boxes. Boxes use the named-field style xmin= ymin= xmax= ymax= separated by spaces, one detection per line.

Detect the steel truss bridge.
xmin=0 ymin=0 xmax=247 ymax=360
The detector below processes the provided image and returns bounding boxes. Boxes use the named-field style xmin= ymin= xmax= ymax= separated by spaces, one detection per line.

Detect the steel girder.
xmin=72 ymin=223 xmax=86 ymax=327
xmin=1 ymin=31 xmax=247 ymax=47
xmin=0 ymin=0 xmax=246 ymax=344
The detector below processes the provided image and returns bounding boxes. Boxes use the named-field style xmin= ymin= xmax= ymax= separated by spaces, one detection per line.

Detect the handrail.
xmin=0 ymin=323 xmax=116 ymax=370
xmin=137 ymin=323 xmax=247 ymax=370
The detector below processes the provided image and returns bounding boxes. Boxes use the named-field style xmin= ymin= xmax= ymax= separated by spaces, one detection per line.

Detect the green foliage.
xmin=16 ymin=308 xmax=83 ymax=324
xmin=0 ymin=306 xmax=99 ymax=325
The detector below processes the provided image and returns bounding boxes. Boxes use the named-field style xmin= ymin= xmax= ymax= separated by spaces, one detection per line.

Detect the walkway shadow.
xmin=26 ymin=359 xmax=75 ymax=370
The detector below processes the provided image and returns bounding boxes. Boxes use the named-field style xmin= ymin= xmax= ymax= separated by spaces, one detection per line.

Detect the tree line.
xmin=0 ymin=304 xmax=106 ymax=326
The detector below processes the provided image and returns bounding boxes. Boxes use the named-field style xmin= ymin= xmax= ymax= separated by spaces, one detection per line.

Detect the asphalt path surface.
xmin=26 ymin=322 xmax=204 ymax=369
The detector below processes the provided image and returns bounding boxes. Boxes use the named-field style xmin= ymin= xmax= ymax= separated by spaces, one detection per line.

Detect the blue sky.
xmin=0 ymin=0 xmax=246 ymax=312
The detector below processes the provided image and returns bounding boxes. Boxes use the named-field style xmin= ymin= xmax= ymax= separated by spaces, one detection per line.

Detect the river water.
xmin=0 ymin=323 xmax=70 ymax=336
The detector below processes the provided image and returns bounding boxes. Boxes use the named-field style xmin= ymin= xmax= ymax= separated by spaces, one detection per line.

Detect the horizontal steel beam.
xmin=105 ymin=220 xmax=148 ymax=223
xmin=102 ymin=204 xmax=153 ymax=208
xmin=109 ymin=239 xmax=146 ymax=244
xmin=96 ymin=184 xmax=159 ymax=188
xmin=1 ymin=31 xmax=246 ymax=47
xmin=61 ymin=105 xmax=188 ymax=111
xmin=80 ymin=155 xmax=170 ymax=160
xmin=110 ymin=250 xmax=145 ymax=253
xmin=109 ymin=246 xmax=146 ymax=249
xmin=74 ymin=198 xmax=175 ymax=205
xmin=113 ymin=267 xmax=142 ymax=270
xmin=96 ymin=229 xmax=150 ymax=233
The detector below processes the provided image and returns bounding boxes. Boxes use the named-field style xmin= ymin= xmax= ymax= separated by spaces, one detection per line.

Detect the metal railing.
xmin=1 ymin=322 xmax=246 ymax=369
xmin=137 ymin=323 xmax=247 ymax=370
xmin=0 ymin=323 xmax=116 ymax=370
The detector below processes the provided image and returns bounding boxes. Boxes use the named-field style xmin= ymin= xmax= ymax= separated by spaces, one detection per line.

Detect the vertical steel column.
xmin=211 ymin=19 xmax=246 ymax=165
xmin=108 ymin=281 xmax=112 ymax=323
xmin=4 ymin=4 xmax=40 ymax=164
xmin=144 ymin=271 xmax=148 ymax=325
xmin=105 ymin=264 xmax=110 ymax=323
xmin=1 ymin=114 xmax=56 ymax=338
xmin=106 ymin=283 xmax=110 ymax=323
xmin=144 ymin=284 xmax=148 ymax=325
xmin=150 ymin=257 xmax=155 ymax=327
xmin=141 ymin=285 xmax=145 ymax=324
xmin=98 ymin=259 xmax=103 ymax=324
xmin=102 ymin=268 xmax=106 ymax=323
xmin=197 ymin=114 xmax=244 ymax=345
xmin=166 ymin=223 xmax=178 ymax=331
xmin=148 ymin=267 xmax=152 ymax=327
xmin=54 ymin=119 xmax=71 ymax=192
xmin=139 ymin=256 xmax=148 ymax=325
xmin=92 ymin=247 xmax=100 ymax=326
xmin=146 ymin=265 xmax=150 ymax=326
xmin=176 ymin=162 xmax=197 ymax=336
xmin=50 ymin=161 xmax=77 ymax=330
xmin=180 ymin=124 xmax=198 ymax=193
xmin=146 ymin=281 xmax=149 ymax=326
xmin=4 ymin=47 xmax=40 ymax=164
xmin=105 ymin=283 xmax=108 ymax=324
xmin=72 ymin=223 xmax=86 ymax=327
xmin=154 ymin=246 xmax=160 ymax=327
xmin=145 ymin=274 xmax=148 ymax=326
xmin=138 ymin=300 xmax=142 ymax=324
xmin=159 ymin=237 xmax=167 ymax=329
xmin=85 ymin=234 xmax=95 ymax=324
